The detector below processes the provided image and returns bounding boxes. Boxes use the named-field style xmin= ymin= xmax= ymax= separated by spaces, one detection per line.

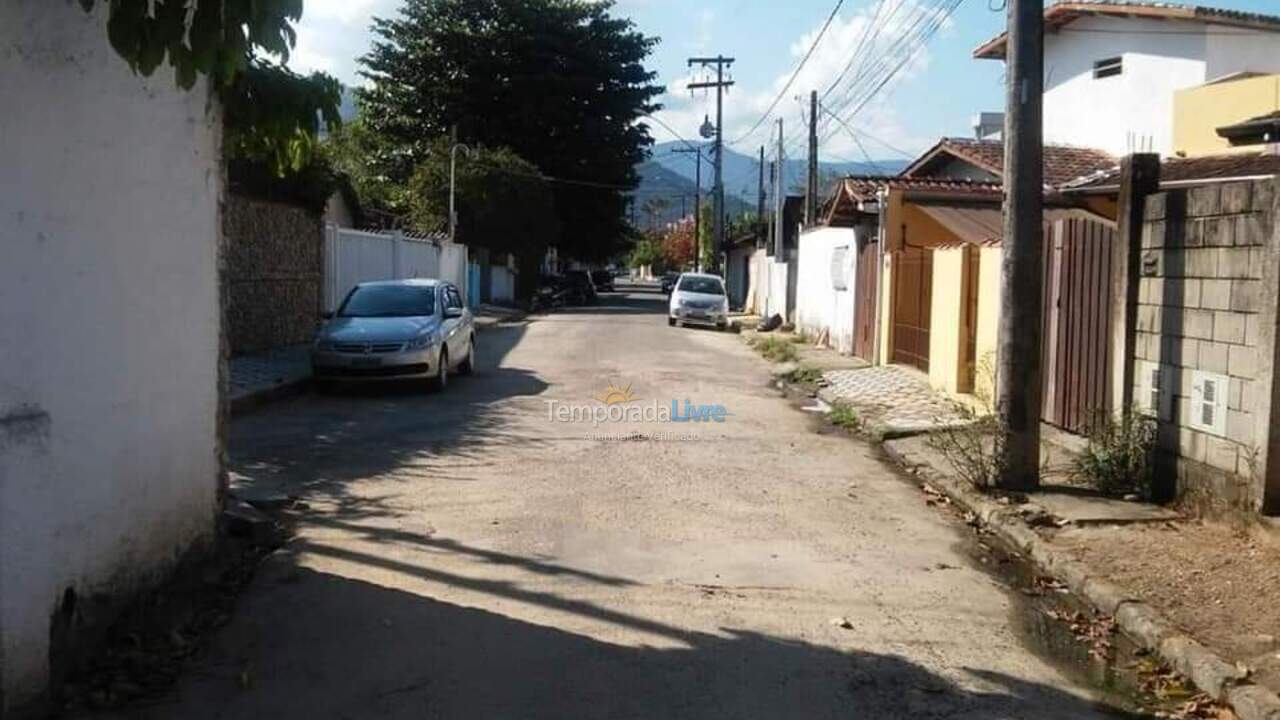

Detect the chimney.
xmin=972 ymin=112 xmax=1004 ymax=140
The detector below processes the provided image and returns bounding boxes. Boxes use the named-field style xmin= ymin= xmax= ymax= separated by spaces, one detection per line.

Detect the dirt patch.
xmin=1053 ymin=521 xmax=1280 ymax=693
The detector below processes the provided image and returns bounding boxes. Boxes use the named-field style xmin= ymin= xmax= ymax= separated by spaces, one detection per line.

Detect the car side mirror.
xmin=444 ymin=307 xmax=463 ymax=319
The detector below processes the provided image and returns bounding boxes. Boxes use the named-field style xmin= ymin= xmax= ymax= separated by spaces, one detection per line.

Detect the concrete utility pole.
xmin=757 ymin=145 xmax=766 ymax=244
xmin=673 ymin=145 xmax=703 ymax=271
xmin=773 ymin=118 xmax=785 ymax=258
xmin=688 ymin=55 xmax=735 ymax=269
xmin=806 ymin=90 xmax=819 ymax=226
xmin=996 ymin=0 xmax=1045 ymax=490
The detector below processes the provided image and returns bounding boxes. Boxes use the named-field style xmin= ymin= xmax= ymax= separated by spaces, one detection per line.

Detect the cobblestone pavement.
xmin=819 ymin=365 xmax=970 ymax=433
xmin=229 ymin=345 xmax=311 ymax=402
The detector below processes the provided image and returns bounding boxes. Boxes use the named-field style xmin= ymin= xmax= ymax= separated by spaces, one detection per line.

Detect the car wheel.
xmin=667 ymin=316 xmax=676 ymax=327
xmin=459 ymin=335 xmax=475 ymax=376
xmin=431 ymin=348 xmax=448 ymax=392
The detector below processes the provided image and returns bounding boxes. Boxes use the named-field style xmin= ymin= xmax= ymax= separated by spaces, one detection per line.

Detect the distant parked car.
xmin=591 ymin=269 xmax=615 ymax=292
xmin=668 ymin=273 xmax=729 ymax=330
xmin=660 ymin=272 xmax=680 ymax=294
xmin=312 ymin=279 xmax=474 ymax=391
xmin=562 ymin=270 xmax=598 ymax=305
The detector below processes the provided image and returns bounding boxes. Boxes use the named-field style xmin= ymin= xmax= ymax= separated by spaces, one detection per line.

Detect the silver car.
xmin=668 ymin=272 xmax=729 ymax=330
xmin=311 ymin=279 xmax=475 ymax=390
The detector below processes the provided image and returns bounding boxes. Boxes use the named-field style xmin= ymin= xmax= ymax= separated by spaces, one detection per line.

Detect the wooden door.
xmin=853 ymin=238 xmax=879 ymax=361
xmin=1041 ymin=219 xmax=1115 ymax=433
xmin=892 ymin=247 xmax=932 ymax=372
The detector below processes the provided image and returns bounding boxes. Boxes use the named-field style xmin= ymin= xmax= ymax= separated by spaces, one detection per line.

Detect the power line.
xmin=728 ymin=0 xmax=846 ymax=146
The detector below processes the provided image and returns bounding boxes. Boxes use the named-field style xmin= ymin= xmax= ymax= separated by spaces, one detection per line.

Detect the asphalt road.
xmin=137 ymin=285 xmax=1131 ymax=719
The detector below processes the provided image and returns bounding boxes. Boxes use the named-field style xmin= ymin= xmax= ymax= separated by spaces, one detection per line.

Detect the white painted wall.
xmin=795 ymin=227 xmax=859 ymax=354
xmin=0 ymin=2 xmax=222 ymax=711
xmin=1041 ymin=16 xmax=1280 ymax=156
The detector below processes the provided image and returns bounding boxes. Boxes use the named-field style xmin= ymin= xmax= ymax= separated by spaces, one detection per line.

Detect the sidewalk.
xmin=762 ymin=336 xmax=1280 ymax=720
xmin=229 ymin=345 xmax=312 ymax=415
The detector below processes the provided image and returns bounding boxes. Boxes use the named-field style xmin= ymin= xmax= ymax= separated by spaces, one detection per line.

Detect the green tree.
xmin=323 ymin=117 xmax=416 ymax=215
xmin=76 ymin=0 xmax=341 ymax=174
xmin=407 ymin=138 xmax=560 ymax=296
xmin=358 ymin=0 xmax=662 ymax=262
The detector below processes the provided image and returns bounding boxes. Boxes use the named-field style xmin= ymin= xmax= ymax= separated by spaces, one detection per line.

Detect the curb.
xmin=880 ymin=440 xmax=1280 ymax=720
xmin=229 ymin=377 xmax=312 ymax=417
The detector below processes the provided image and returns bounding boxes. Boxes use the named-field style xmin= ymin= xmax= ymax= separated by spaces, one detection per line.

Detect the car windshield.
xmin=677 ymin=276 xmax=724 ymax=295
xmin=338 ymin=285 xmax=435 ymax=318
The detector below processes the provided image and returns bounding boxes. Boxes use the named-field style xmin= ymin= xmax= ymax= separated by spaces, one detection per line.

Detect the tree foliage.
xmin=406 ymin=139 xmax=560 ymax=260
xmin=76 ymin=0 xmax=341 ymax=174
xmin=358 ymin=0 xmax=663 ymax=262
xmin=660 ymin=218 xmax=697 ymax=269
xmin=323 ymin=117 xmax=416 ymax=216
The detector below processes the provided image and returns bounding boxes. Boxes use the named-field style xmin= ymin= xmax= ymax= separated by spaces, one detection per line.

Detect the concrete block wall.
xmin=1134 ymin=180 xmax=1275 ymax=513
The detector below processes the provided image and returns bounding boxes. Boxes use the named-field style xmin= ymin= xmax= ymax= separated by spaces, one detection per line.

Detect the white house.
xmin=974 ymin=1 xmax=1280 ymax=157
xmin=1 ymin=3 xmax=222 ymax=713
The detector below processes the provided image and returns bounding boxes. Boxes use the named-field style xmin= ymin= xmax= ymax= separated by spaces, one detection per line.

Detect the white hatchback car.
xmin=668 ymin=272 xmax=729 ymax=330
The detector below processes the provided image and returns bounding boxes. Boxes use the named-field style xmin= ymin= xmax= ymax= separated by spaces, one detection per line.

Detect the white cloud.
xmin=649 ymin=0 xmax=946 ymax=161
xmin=288 ymin=0 xmax=400 ymax=85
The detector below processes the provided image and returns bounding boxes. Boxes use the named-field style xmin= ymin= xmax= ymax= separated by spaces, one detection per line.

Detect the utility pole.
xmin=688 ymin=55 xmax=735 ymax=271
xmin=773 ymin=118 xmax=785 ymax=258
xmin=673 ymin=145 xmax=703 ymax=271
xmin=757 ymin=145 xmax=766 ymax=245
xmin=806 ymin=90 xmax=819 ymax=226
xmin=996 ymin=0 xmax=1045 ymax=491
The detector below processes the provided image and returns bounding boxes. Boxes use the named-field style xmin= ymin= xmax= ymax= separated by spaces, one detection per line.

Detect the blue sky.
xmin=291 ymin=0 xmax=1280 ymax=163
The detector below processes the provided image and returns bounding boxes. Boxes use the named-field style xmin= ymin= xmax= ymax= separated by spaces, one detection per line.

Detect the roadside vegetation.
xmin=828 ymin=403 xmax=861 ymax=431
xmin=748 ymin=335 xmax=798 ymax=363
xmin=1073 ymin=411 xmax=1157 ymax=498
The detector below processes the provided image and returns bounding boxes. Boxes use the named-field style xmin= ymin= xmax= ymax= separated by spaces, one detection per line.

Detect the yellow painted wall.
xmin=973 ymin=244 xmax=1002 ymax=412
xmin=928 ymin=247 xmax=967 ymax=394
xmin=878 ymin=250 xmax=893 ymax=366
xmin=1173 ymin=74 xmax=1280 ymax=157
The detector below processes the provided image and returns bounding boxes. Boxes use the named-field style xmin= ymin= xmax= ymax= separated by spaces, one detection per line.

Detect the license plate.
xmin=351 ymin=357 xmax=383 ymax=368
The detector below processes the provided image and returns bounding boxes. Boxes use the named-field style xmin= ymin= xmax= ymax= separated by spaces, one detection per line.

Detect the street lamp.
xmin=449 ymin=142 xmax=472 ymax=244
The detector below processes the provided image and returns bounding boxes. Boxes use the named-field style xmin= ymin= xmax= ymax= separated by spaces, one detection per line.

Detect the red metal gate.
xmin=1041 ymin=219 xmax=1115 ymax=433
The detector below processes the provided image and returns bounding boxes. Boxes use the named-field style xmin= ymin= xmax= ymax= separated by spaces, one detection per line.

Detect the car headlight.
xmin=408 ymin=334 xmax=436 ymax=350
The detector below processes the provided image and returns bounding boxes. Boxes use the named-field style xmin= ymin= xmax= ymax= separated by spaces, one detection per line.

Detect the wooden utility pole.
xmin=688 ymin=55 xmax=735 ymax=268
xmin=806 ymin=90 xmax=819 ymax=225
xmin=996 ymin=0 xmax=1045 ymax=490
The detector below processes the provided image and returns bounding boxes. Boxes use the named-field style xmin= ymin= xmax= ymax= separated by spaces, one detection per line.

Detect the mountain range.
xmin=632 ymin=141 xmax=907 ymax=229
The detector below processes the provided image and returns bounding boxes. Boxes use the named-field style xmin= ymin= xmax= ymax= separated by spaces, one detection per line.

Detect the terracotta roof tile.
xmin=1063 ymin=151 xmax=1280 ymax=190
xmin=841 ymin=175 xmax=1004 ymax=200
xmin=904 ymin=138 xmax=1117 ymax=188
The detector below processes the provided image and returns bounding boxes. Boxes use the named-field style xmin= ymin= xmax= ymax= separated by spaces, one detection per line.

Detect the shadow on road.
xmin=228 ymin=323 xmax=548 ymax=508
xmin=150 ymin=556 xmax=1144 ymax=719
xmin=540 ymin=291 xmax=667 ymax=316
